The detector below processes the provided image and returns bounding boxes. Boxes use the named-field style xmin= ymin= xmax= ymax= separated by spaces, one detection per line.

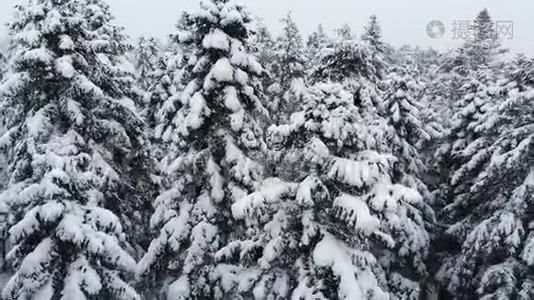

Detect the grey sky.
xmin=1 ymin=0 xmax=533 ymax=54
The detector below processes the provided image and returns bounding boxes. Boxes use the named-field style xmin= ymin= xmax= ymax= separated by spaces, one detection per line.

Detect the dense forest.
xmin=0 ymin=0 xmax=533 ymax=299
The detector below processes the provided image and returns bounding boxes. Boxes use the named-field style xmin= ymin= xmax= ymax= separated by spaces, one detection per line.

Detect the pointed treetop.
xmin=474 ymin=8 xmax=495 ymax=42
xmin=335 ymin=23 xmax=354 ymax=40
xmin=362 ymin=15 xmax=384 ymax=52
xmin=362 ymin=15 xmax=382 ymax=41
xmin=306 ymin=23 xmax=329 ymax=51
xmin=280 ymin=12 xmax=301 ymax=41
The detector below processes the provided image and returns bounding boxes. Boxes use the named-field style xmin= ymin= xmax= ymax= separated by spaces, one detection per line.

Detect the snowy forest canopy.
xmin=0 ymin=0 xmax=533 ymax=299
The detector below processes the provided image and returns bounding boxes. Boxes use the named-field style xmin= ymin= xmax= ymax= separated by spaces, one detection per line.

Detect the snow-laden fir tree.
xmin=249 ymin=21 xmax=275 ymax=72
xmin=0 ymin=0 xmax=155 ymax=297
xmin=436 ymin=69 xmax=504 ymax=211
xmin=428 ymin=10 xmax=504 ymax=133
xmin=305 ymin=24 xmax=329 ymax=69
xmin=446 ymin=9 xmax=503 ymax=76
xmin=335 ymin=23 xmax=354 ymax=41
xmin=132 ymin=36 xmax=170 ymax=161
xmin=266 ymin=13 xmax=306 ymax=123
xmin=133 ymin=36 xmax=162 ymax=92
xmin=425 ymin=50 xmax=471 ymax=131
xmin=361 ymin=15 xmax=388 ymax=78
xmin=144 ymin=48 xmax=182 ymax=162
xmin=417 ymin=50 xmax=458 ymax=129
xmin=85 ymin=0 xmax=156 ymax=259
xmin=134 ymin=35 xmax=185 ymax=158
xmin=248 ymin=22 xmax=276 ymax=125
xmin=0 ymin=50 xmax=6 ymax=80
xmin=216 ymin=82 xmax=432 ymax=299
xmin=136 ymin=0 xmax=268 ymax=297
xmin=310 ymin=23 xmax=384 ymax=126
xmin=393 ymin=47 xmax=446 ymax=146
xmin=434 ymin=10 xmax=506 ymax=186
xmin=0 ymin=49 xmax=7 ymax=189
xmin=465 ymin=9 xmax=503 ymax=70
xmin=434 ymin=9 xmax=504 ymax=123
xmin=378 ymin=66 xmax=441 ymax=203
xmin=361 ymin=16 xmax=382 ymax=52
xmin=437 ymin=57 xmax=534 ymax=299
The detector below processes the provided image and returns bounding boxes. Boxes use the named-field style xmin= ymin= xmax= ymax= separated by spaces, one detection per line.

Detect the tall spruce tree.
xmin=445 ymin=9 xmax=502 ymax=76
xmin=430 ymin=9 xmax=504 ymax=137
xmin=0 ymin=51 xmax=6 ymax=80
xmin=361 ymin=15 xmax=388 ymax=77
xmin=133 ymin=36 xmax=161 ymax=92
xmin=248 ymin=21 xmax=275 ymax=125
xmin=436 ymin=69 xmax=503 ymax=214
xmin=379 ymin=67 xmax=436 ymax=191
xmin=310 ymin=23 xmax=383 ymax=121
xmin=218 ymin=82 xmax=431 ymax=299
xmin=0 ymin=0 xmax=154 ymax=297
xmin=145 ymin=48 xmax=182 ymax=162
xmin=250 ymin=22 xmax=275 ymax=73
xmin=267 ymin=13 xmax=306 ymax=123
xmin=436 ymin=9 xmax=504 ymax=123
xmin=465 ymin=9 xmax=502 ymax=70
xmin=437 ymin=58 xmax=534 ymax=299
xmin=306 ymin=24 xmax=329 ymax=70
xmin=0 ymin=49 xmax=7 ymax=190
xmin=137 ymin=0 xmax=268 ymax=297
xmin=84 ymin=0 xmax=156 ymax=259
xmin=435 ymin=28 xmax=508 ymax=296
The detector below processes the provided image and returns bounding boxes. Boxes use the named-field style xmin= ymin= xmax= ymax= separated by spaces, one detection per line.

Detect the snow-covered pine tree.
xmin=444 ymin=9 xmax=502 ymax=77
xmin=416 ymin=50 xmax=456 ymax=131
xmin=379 ymin=66 xmax=440 ymax=196
xmin=0 ymin=51 xmax=6 ymax=81
xmin=393 ymin=47 xmax=445 ymax=150
xmin=132 ymin=36 xmax=170 ymax=164
xmin=465 ymin=9 xmax=503 ymax=70
xmin=310 ymin=23 xmax=383 ymax=124
xmin=250 ymin=21 xmax=275 ymax=72
xmin=425 ymin=50 xmax=471 ymax=132
xmin=133 ymin=36 xmax=161 ymax=92
xmin=272 ymin=13 xmax=305 ymax=81
xmin=0 ymin=0 xmax=154 ymax=297
xmin=507 ymin=55 xmax=534 ymax=88
xmin=83 ymin=0 xmax=156 ymax=259
xmin=433 ymin=10 xmax=506 ymax=224
xmin=432 ymin=32 xmax=506 ymax=296
xmin=216 ymin=81 xmax=432 ymax=299
xmin=335 ymin=23 xmax=354 ymax=41
xmin=137 ymin=0 xmax=268 ymax=297
xmin=0 ymin=48 xmax=7 ymax=189
xmin=436 ymin=69 xmax=504 ymax=212
xmin=362 ymin=16 xmax=382 ymax=52
xmin=435 ymin=9 xmax=504 ymax=126
xmin=144 ymin=49 xmax=182 ymax=162
xmin=267 ymin=12 xmax=306 ymax=123
xmin=133 ymin=34 xmax=186 ymax=161
xmin=428 ymin=10 xmax=504 ymax=135
xmin=0 ymin=47 xmax=7 ymax=220
xmin=437 ymin=57 xmax=534 ymax=299
xmin=248 ymin=21 xmax=276 ymax=126
xmin=306 ymin=24 xmax=329 ymax=70
xmin=361 ymin=15 xmax=388 ymax=78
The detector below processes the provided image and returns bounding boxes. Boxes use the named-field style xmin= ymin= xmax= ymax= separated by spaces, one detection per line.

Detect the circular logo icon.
xmin=426 ymin=20 xmax=445 ymax=39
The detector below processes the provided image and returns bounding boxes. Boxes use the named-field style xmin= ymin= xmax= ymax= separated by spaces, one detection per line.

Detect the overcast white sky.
xmin=1 ymin=0 xmax=533 ymax=54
